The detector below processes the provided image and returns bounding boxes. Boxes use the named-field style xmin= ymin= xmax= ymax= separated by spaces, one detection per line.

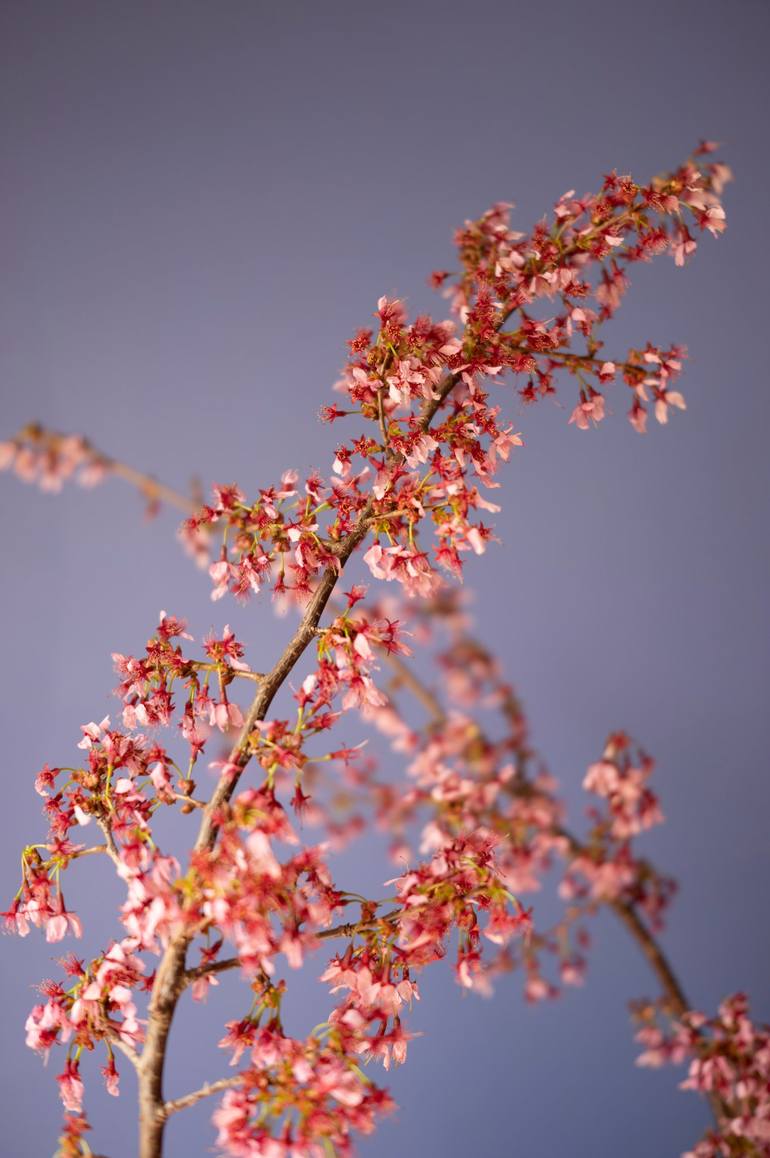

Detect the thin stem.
xmin=182 ymin=912 xmax=403 ymax=990
xmin=46 ymin=843 xmax=108 ymax=859
xmin=191 ymin=661 xmax=264 ymax=683
xmin=381 ymin=649 xmax=445 ymax=727
xmin=163 ymin=1076 xmax=243 ymax=1118
xmin=500 ymin=340 xmax=647 ymax=380
xmin=182 ymin=957 xmax=242 ymax=987
xmin=171 ymin=792 xmax=205 ymax=810
xmin=108 ymin=460 xmax=198 ymax=514
xmin=321 ymin=912 xmax=403 ymax=940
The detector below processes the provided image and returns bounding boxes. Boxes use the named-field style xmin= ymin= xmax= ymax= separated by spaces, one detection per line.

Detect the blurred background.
xmin=1 ymin=2 xmax=768 ymax=1155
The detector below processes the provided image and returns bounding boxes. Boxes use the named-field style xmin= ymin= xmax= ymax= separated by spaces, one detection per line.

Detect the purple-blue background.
xmin=1 ymin=2 xmax=768 ymax=1155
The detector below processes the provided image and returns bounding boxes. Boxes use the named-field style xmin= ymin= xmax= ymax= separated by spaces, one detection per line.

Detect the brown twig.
xmin=190 ymin=661 xmax=265 ymax=683
xmin=381 ymin=649 xmax=446 ymax=727
xmin=162 ymin=1076 xmax=244 ymax=1118
xmin=181 ymin=912 xmax=403 ymax=991
xmin=107 ymin=460 xmax=198 ymax=514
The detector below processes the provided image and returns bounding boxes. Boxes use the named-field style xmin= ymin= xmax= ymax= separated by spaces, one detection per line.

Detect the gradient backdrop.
xmin=1 ymin=3 xmax=768 ymax=1156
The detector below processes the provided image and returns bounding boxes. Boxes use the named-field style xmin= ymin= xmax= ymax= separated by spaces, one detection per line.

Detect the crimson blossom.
xmin=4 ymin=143 xmax=767 ymax=1158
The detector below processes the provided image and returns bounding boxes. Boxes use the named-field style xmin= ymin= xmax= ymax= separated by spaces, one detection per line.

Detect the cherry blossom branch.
xmin=137 ymin=525 xmax=428 ymax=1151
xmin=4 ymin=147 xmax=739 ymax=1158
xmin=136 ymin=538 xmax=371 ymax=1154
xmin=2 ymin=423 xmax=198 ymax=513
xmin=385 ymin=647 xmax=691 ymax=1004
xmin=380 ymin=639 xmax=727 ymax=1124
xmin=65 ymin=329 xmax=695 ymax=1154
xmin=187 ymin=349 xmax=470 ymax=856
xmin=0 ymin=431 xmax=389 ymax=1151
xmin=136 ymin=359 xmax=474 ymax=1151
xmin=195 ymin=537 xmax=368 ymax=852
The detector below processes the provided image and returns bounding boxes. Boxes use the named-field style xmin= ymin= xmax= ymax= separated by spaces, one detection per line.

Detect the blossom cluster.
xmin=25 ymin=941 xmax=145 ymax=1100
xmin=635 ymin=993 xmax=770 ymax=1155
xmin=562 ymin=732 xmax=675 ymax=928
xmin=0 ymin=424 xmax=106 ymax=491
xmin=183 ymin=145 xmax=729 ymax=596
xmin=9 ymin=595 xmax=534 ymax=1155
xmin=4 ymin=149 xmax=730 ymax=609
xmin=343 ymin=593 xmax=677 ymax=999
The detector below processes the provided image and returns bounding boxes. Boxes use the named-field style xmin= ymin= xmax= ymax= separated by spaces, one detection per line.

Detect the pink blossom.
xmin=568 ymin=391 xmax=606 ymax=430
xmin=57 ymin=1059 xmax=84 ymax=1112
